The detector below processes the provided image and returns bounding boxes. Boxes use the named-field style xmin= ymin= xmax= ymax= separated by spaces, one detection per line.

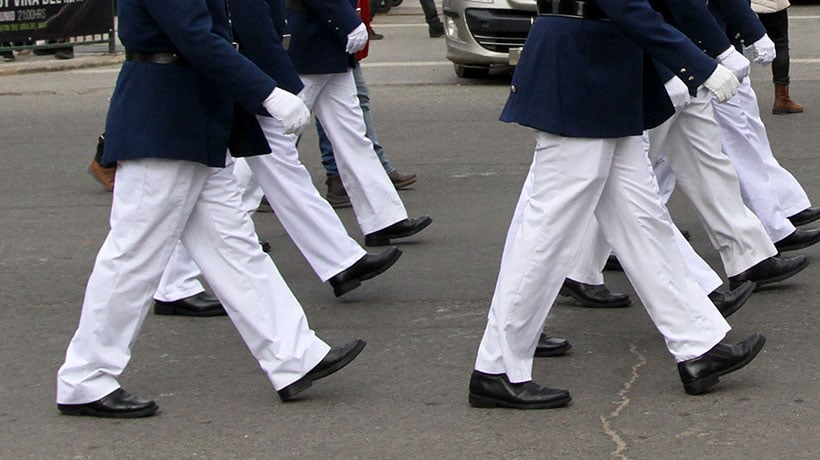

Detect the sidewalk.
xmin=0 ymin=4 xmax=436 ymax=76
xmin=0 ymin=43 xmax=123 ymax=76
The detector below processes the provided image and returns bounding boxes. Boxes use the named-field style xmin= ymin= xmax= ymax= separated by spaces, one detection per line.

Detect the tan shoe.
xmin=325 ymin=174 xmax=351 ymax=208
xmin=388 ymin=170 xmax=417 ymax=189
xmin=88 ymin=158 xmax=116 ymax=192
xmin=773 ymin=84 xmax=803 ymax=114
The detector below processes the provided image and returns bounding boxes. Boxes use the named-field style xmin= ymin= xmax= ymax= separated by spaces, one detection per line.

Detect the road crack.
xmin=599 ymin=343 xmax=646 ymax=459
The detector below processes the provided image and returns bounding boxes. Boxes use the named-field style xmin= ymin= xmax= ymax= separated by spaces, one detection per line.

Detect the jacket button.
xmin=688 ymin=76 xmax=695 ymax=81
xmin=511 ymin=85 xmax=517 ymax=93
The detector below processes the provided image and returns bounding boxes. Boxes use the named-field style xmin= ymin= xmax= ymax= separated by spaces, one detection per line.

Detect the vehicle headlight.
xmin=444 ymin=15 xmax=459 ymax=40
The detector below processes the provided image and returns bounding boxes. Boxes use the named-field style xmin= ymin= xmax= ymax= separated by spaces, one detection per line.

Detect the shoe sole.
xmin=735 ymin=258 xmax=810 ymax=291
xmin=468 ymin=393 xmax=571 ymax=409
xmin=278 ymin=340 xmax=367 ymax=402
xmin=558 ymin=286 xmax=632 ymax=308
xmin=153 ymin=303 xmax=227 ymax=317
xmin=58 ymin=403 xmax=158 ymax=418
xmin=533 ymin=342 xmax=572 ymax=358
xmin=365 ymin=217 xmax=433 ymax=246
xmin=393 ymin=177 xmax=417 ymax=189
xmin=332 ymin=249 xmax=403 ymax=297
xmin=683 ymin=335 xmax=766 ymax=395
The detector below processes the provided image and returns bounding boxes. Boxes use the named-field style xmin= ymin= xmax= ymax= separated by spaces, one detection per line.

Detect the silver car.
xmin=442 ymin=0 xmax=537 ymax=78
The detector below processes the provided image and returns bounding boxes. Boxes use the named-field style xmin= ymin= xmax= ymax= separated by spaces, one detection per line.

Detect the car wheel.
xmin=454 ymin=64 xmax=490 ymax=79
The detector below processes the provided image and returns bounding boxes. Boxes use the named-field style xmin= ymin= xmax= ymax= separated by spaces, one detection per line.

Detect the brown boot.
xmin=325 ymin=174 xmax=351 ymax=208
xmin=88 ymin=159 xmax=116 ymax=192
xmin=773 ymin=84 xmax=803 ymax=114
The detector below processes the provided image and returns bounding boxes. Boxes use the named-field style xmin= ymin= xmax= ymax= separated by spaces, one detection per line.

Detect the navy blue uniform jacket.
xmin=229 ymin=0 xmax=306 ymax=157
xmin=103 ymin=0 xmax=276 ymax=167
xmin=499 ymin=0 xmax=719 ymax=138
xmin=708 ymin=0 xmax=767 ymax=48
xmin=285 ymin=0 xmax=363 ymax=74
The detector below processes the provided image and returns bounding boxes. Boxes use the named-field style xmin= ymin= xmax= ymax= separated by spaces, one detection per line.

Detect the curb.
xmin=0 ymin=53 xmax=123 ymax=76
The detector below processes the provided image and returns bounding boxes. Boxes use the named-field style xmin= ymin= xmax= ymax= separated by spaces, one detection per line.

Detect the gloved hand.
xmin=262 ymin=87 xmax=311 ymax=135
xmin=702 ymin=63 xmax=740 ymax=103
xmin=345 ymin=23 xmax=368 ymax=54
xmin=664 ymin=76 xmax=690 ymax=111
xmin=716 ymin=46 xmax=750 ymax=82
xmin=745 ymin=34 xmax=776 ymax=65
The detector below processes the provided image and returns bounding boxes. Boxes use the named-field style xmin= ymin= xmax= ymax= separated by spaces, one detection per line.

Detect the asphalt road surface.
xmin=1 ymin=3 xmax=818 ymax=459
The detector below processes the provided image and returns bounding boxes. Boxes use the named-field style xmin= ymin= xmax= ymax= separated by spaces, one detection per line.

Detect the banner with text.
xmin=0 ymin=0 xmax=113 ymax=43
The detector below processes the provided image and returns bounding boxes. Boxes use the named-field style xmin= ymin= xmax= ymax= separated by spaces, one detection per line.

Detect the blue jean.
xmin=318 ymin=62 xmax=394 ymax=176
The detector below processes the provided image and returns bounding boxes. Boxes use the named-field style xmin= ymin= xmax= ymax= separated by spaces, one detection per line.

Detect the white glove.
xmin=345 ymin=23 xmax=368 ymax=54
xmin=745 ymin=34 xmax=776 ymax=65
xmin=262 ymin=87 xmax=311 ymax=135
xmin=702 ymin=63 xmax=740 ymax=103
xmin=664 ymin=76 xmax=690 ymax=111
xmin=716 ymin=46 xmax=750 ymax=82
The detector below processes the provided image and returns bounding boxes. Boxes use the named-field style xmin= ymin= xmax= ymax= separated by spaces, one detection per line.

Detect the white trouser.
xmin=475 ymin=133 xmax=730 ymax=383
xmin=567 ymin=216 xmax=723 ymax=295
xmin=153 ymin=158 xmax=263 ymax=302
xmin=300 ymin=70 xmax=408 ymax=234
xmin=248 ymin=115 xmax=365 ymax=282
xmin=647 ymin=88 xmax=776 ymax=277
xmin=568 ymin=134 xmax=722 ymax=293
xmin=711 ymin=77 xmax=810 ymax=239
xmin=57 ymin=157 xmax=329 ymax=404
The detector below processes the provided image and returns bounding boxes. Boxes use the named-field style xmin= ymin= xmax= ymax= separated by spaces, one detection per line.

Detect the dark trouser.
xmin=419 ymin=0 xmax=441 ymax=25
xmin=757 ymin=8 xmax=790 ymax=86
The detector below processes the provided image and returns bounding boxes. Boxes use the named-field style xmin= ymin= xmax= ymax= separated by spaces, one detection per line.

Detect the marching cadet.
xmin=56 ymin=0 xmax=366 ymax=418
xmin=285 ymin=0 xmax=433 ymax=247
xmin=469 ymin=0 xmax=766 ymax=409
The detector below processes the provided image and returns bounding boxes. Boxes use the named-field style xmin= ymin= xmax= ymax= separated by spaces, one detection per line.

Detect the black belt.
xmin=124 ymin=49 xmax=186 ymax=65
xmin=536 ymin=0 xmax=608 ymax=21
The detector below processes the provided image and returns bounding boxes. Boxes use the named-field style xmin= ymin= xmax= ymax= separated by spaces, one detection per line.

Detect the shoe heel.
xmin=333 ymin=279 xmax=361 ymax=297
xmin=468 ymin=393 xmax=498 ymax=408
xmin=153 ymin=303 xmax=175 ymax=315
xmin=684 ymin=375 xmax=720 ymax=395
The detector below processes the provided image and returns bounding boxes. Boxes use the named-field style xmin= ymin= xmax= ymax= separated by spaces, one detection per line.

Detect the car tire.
xmin=454 ymin=64 xmax=490 ymax=79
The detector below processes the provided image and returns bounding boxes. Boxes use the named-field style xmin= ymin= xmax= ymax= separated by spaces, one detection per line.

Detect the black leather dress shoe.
xmin=534 ymin=333 xmax=572 ymax=357
xmin=154 ymin=292 xmax=226 ymax=317
xmin=58 ymin=388 xmax=158 ymax=418
xmin=364 ymin=216 xmax=432 ymax=246
xmin=278 ymin=339 xmax=366 ymax=402
xmin=468 ymin=371 xmax=571 ymax=409
xmin=788 ymin=207 xmax=820 ymax=227
xmin=708 ymin=281 xmax=756 ymax=318
xmin=728 ymin=255 xmax=809 ymax=290
xmin=774 ymin=228 xmax=820 ymax=252
xmin=329 ymin=248 xmax=402 ymax=297
xmin=604 ymin=255 xmax=623 ymax=272
xmin=677 ymin=334 xmax=766 ymax=395
xmin=559 ymin=278 xmax=631 ymax=308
